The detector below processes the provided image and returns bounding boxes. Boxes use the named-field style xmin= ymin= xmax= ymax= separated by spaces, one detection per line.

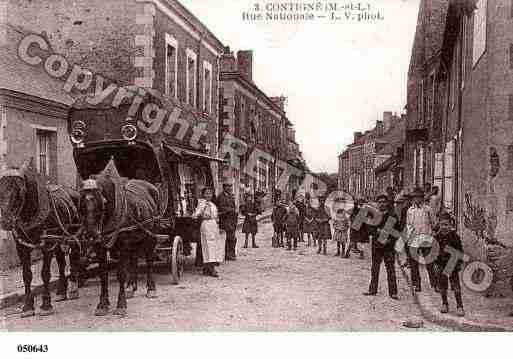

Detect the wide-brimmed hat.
xmin=410 ymin=187 xmax=424 ymax=198
xmin=394 ymin=190 xmax=409 ymax=202
xmin=376 ymin=194 xmax=389 ymax=202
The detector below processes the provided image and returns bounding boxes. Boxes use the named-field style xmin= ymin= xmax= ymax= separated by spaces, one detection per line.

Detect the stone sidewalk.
xmin=400 ymin=264 xmax=513 ymax=331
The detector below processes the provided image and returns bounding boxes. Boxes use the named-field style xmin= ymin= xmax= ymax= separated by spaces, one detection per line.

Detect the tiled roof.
xmin=0 ymin=25 xmax=74 ymax=105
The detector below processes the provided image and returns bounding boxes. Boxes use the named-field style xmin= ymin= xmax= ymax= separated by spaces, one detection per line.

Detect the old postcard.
xmin=0 ymin=0 xmax=511 ymax=356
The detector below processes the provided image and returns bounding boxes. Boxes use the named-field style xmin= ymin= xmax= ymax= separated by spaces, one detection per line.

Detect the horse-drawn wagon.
xmin=67 ymin=86 xmax=225 ymax=286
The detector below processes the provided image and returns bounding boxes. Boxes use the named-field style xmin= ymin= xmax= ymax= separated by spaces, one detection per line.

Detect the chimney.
xmin=220 ymin=46 xmax=236 ymax=72
xmin=353 ymin=131 xmax=363 ymax=143
xmin=237 ymin=50 xmax=253 ymax=81
xmin=383 ymin=111 xmax=393 ymax=133
xmin=376 ymin=120 xmax=384 ymax=137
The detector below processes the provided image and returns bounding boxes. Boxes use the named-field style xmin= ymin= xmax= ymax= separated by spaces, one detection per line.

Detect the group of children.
xmin=269 ymin=185 xmax=466 ymax=317
xmin=271 ymin=190 xmax=364 ymax=259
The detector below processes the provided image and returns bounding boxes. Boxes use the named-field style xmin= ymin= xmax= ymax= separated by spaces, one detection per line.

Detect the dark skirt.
xmin=303 ymin=218 xmax=316 ymax=233
xmin=316 ymin=222 xmax=332 ymax=240
xmin=242 ymin=216 xmax=258 ymax=234
xmin=286 ymin=223 xmax=300 ymax=237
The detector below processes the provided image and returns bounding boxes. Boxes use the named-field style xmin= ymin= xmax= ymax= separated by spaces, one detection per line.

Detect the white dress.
xmin=193 ymin=199 xmax=224 ymax=263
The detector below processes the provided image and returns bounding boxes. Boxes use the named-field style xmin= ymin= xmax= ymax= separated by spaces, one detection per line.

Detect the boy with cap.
xmin=271 ymin=190 xmax=287 ymax=248
xmin=284 ymin=199 xmax=301 ymax=250
xmin=434 ymin=211 xmax=465 ymax=316
xmin=314 ymin=194 xmax=332 ymax=255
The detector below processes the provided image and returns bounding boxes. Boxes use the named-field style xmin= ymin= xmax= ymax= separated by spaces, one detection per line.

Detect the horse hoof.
xmin=68 ymin=290 xmax=80 ymax=301
xmin=55 ymin=294 xmax=67 ymax=302
xmin=20 ymin=309 xmax=35 ymax=318
xmin=39 ymin=308 xmax=55 ymax=316
xmin=112 ymin=308 xmax=127 ymax=317
xmin=94 ymin=307 xmax=109 ymax=316
xmin=146 ymin=290 xmax=158 ymax=299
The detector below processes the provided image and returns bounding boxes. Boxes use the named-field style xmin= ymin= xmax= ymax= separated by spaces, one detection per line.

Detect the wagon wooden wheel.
xmin=169 ymin=235 xmax=184 ymax=284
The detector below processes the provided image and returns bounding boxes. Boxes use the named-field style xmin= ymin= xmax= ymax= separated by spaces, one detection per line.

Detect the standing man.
xmin=314 ymin=194 xmax=332 ymax=255
xmin=363 ymin=194 xmax=399 ymax=300
xmin=295 ymin=194 xmax=306 ymax=242
xmin=216 ymin=182 xmax=238 ymax=261
xmin=406 ymin=187 xmax=438 ymax=292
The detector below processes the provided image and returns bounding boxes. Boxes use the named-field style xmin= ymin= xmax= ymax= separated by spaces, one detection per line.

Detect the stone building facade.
xmin=5 ymin=0 xmax=225 ymax=188
xmin=406 ymin=0 xmax=513 ymax=262
xmin=219 ymin=48 xmax=293 ymax=208
xmin=0 ymin=25 xmax=76 ymax=269
xmin=338 ymin=112 xmax=404 ymax=200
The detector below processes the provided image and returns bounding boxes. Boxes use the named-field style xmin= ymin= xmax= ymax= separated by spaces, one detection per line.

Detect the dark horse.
xmin=0 ymin=164 xmax=81 ymax=317
xmin=79 ymin=174 xmax=160 ymax=317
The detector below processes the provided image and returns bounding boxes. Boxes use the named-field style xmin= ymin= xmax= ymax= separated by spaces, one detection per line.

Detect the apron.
xmin=194 ymin=199 xmax=224 ymax=263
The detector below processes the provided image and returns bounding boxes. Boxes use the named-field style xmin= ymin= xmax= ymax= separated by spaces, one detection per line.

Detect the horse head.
xmin=0 ymin=165 xmax=30 ymax=231
xmin=78 ymin=178 xmax=101 ymax=236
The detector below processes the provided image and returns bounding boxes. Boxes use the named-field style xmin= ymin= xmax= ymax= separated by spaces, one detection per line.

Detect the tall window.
xmin=36 ymin=130 xmax=53 ymax=177
xmin=507 ymin=144 xmax=513 ymax=170
xmin=427 ymin=73 xmax=435 ymax=127
xmin=186 ymin=49 xmax=197 ymax=107
xmin=434 ymin=152 xmax=444 ymax=194
xmin=418 ymin=146 xmax=425 ymax=188
xmin=165 ymin=34 xmax=178 ymax=99
xmin=444 ymin=140 xmax=455 ymax=211
xmin=473 ymin=0 xmax=487 ymax=66
xmin=413 ymin=147 xmax=417 ymax=186
xmin=257 ymin=158 xmax=268 ymax=190
xmin=418 ymin=80 xmax=424 ymax=126
xmin=450 ymin=45 xmax=458 ymax=111
xmin=202 ymin=61 xmax=212 ymax=113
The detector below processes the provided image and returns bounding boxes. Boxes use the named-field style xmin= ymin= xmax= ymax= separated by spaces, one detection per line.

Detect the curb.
xmin=1 ymin=213 xmax=273 ymax=310
xmin=398 ymin=264 xmax=509 ymax=331
xmin=0 ymin=264 xmax=105 ymax=310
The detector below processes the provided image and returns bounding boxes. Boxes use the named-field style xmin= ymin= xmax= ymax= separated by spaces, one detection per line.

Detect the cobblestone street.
xmin=1 ymin=220 xmax=447 ymax=331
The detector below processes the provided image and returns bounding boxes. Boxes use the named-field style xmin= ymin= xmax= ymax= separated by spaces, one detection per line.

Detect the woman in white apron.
xmin=192 ymin=187 xmax=223 ymax=277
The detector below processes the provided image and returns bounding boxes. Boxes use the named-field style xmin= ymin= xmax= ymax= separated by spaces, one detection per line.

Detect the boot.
xmin=335 ymin=243 xmax=341 ymax=256
xmin=322 ymin=241 xmax=327 ymax=255
xmin=455 ymin=307 xmax=465 ymax=317
xmin=252 ymin=238 xmax=259 ymax=248
xmin=440 ymin=291 xmax=449 ymax=314
xmin=454 ymin=291 xmax=464 ymax=316
xmin=243 ymin=237 xmax=248 ymax=248
xmin=317 ymin=241 xmax=322 ymax=254
xmin=440 ymin=304 xmax=449 ymax=314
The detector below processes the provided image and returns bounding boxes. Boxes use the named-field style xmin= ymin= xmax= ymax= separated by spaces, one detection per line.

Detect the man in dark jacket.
xmin=272 ymin=190 xmax=287 ymax=247
xmin=434 ymin=211 xmax=465 ymax=316
xmin=348 ymin=198 xmax=367 ymax=259
xmin=216 ymin=182 xmax=238 ymax=260
xmin=295 ymin=195 xmax=306 ymax=242
xmin=363 ymin=194 xmax=399 ymax=300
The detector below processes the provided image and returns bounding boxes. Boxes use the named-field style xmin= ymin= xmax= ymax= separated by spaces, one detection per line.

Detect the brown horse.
xmin=79 ymin=174 xmax=160 ymax=317
xmin=0 ymin=164 xmax=81 ymax=317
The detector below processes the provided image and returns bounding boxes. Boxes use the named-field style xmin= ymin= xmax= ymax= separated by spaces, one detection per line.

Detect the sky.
xmin=181 ymin=0 xmax=421 ymax=173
